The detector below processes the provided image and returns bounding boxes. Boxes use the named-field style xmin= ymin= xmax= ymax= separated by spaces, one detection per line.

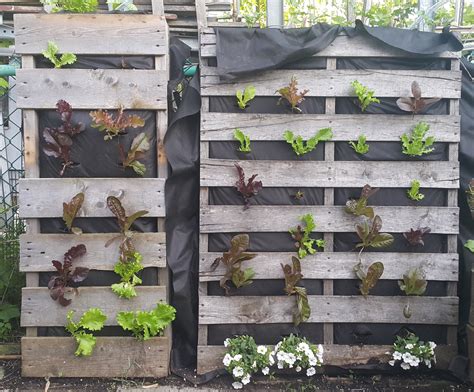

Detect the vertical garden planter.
xmin=197 ymin=29 xmax=461 ymax=373
xmin=14 ymin=9 xmax=170 ymax=378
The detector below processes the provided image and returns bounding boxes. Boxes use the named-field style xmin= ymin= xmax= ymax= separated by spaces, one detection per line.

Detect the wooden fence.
xmin=198 ymin=28 xmax=461 ymax=373
xmin=15 ymin=7 xmax=170 ymax=378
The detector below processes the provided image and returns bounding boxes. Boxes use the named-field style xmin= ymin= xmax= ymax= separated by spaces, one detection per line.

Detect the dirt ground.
xmin=1 ymin=360 xmax=473 ymax=392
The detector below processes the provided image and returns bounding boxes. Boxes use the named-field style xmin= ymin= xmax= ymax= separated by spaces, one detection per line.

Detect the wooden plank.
xmin=22 ymin=337 xmax=169 ymax=378
xmin=19 ymin=178 xmax=165 ymax=218
xmin=200 ymin=68 xmax=461 ymax=98
xmin=14 ymin=14 xmax=167 ymax=55
xmin=201 ymin=159 xmax=459 ymax=189
xmin=21 ymin=286 xmax=167 ymax=327
xmin=16 ymin=69 xmax=167 ymax=110
xmin=200 ymin=205 xmax=459 ymax=234
xmin=199 ymin=295 xmax=458 ymax=325
xmin=200 ymin=30 xmax=458 ymax=59
xmin=200 ymin=252 xmax=459 ymax=281
xmin=20 ymin=233 xmax=166 ymax=272
xmin=201 ymin=113 xmax=461 ymax=142
xmin=197 ymin=344 xmax=457 ymax=374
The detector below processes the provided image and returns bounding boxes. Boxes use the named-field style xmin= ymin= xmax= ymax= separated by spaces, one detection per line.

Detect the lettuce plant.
xmin=210 ymin=234 xmax=256 ymax=295
xmin=283 ymin=128 xmax=332 ymax=156
xmin=282 ymin=256 xmax=310 ymax=326
xmin=42 ymin=41 xmax=76 ymax=69
xmin=345 ymin=184 xmax=378 ymax=218
xmin=351 ymin=80 xmax=379 ymax=111
xmin=355 ymin=215 xmax=394 ymax=250
xmin=396 ymin=81 xmax=440 ymax=115
xmin=48 ymin=244 xmax=89 ymax=306
xmin=354 ymin=261 xmax=384 ymax=297
xmin=236 ymin=85 xmax=256 ymax=110
xmin=121 ymin=133 xmax=150 ymax=176
xmin=401 ymin=122 xmax=435 ymax=157
xmin=398 ymin=268 xmax=427 ymax=296
xmin=117 ymin=303 xmax=176 ymax=340
xmin=277 ymin=76 xmax=309 ymax=113
xmin=466 ymin=180 xmax=474 ymax=219
xmin=349 ymin=135 xmax=369 ymax=154
xmin=65 ymin=308 xmax=106 ymax=357
xmin=62 ymin=192 xmax=84 ymax=234
xmin=90 ymin=108 xmax=145 ymax=141
xmin=465 ymin=240 xmax=474 ymax=253
xmin=289 ymin=214 xmax=325 ymax=259
xmin=234 ymin=129 xmax=251 ymax=153
xmin=234 ymin=163 xmax=262 ymax=210
xmin=403 ymin=227 xmax=431 ymax=247
xmin=407 ymin=180 xmax=424 ymax=201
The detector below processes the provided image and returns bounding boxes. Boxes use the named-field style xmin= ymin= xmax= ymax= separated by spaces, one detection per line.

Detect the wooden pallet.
xmin=15 ymin=7 xmax=171 ymax=378
xmin=197 ymin=28 xmax=461 ymax=373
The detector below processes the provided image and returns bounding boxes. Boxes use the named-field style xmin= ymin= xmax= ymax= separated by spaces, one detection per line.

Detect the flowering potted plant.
xmin=389 ymin=332 xmax=436 ymax=370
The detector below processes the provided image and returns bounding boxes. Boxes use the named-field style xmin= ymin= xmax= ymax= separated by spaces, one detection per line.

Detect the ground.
xmin=0 ymin=360 xmax=473 ymax=392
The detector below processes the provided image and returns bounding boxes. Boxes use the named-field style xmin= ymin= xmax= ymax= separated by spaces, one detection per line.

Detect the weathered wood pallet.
xmin=198 ymin=27 xmax=461 ymax=374
xmin=15 ymin=7 xmax=170 ymax=378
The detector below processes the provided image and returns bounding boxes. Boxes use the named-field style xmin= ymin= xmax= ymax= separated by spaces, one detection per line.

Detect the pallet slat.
xmin=201 ymin=159 xmax=459 ymax=188
xmin=14 ymin=14 xmax=167 ymax=55
xmin=19 ymin=178 xmax=165 ymax=218
xmin=20 ymin=233 xmax=166 ymax=272
xmin=199 ymin=295 xmax=459 ymax=325
xmin=200 ymin=252 xmax=458 ymax=281
xmin=22 ymin=337 xmax=169 ymax=378
xmin=201 ymin=113 xmax=461 ymax=142
xmin=201 ymin=68 xmax=461 ymax=98
xmin=16 ymin=69 xmax=167 ymax=109
xmin=200 ymin=205 xmax=459 ymax=234
xmin=21 ymin=286 xmax=167 ymax=327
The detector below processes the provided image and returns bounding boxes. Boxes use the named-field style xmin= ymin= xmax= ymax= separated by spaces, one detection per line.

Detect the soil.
xmin=1 ymin=360 xmax=473 ymax=392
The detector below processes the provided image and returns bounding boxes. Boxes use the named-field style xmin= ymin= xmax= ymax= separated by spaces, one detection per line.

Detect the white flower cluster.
xmin=389 ymin=334 xmax=436 ymax=371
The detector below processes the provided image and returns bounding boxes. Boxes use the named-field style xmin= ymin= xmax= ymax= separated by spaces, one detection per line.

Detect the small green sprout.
xmin=349 ymin=134 xmax=369 ymax=154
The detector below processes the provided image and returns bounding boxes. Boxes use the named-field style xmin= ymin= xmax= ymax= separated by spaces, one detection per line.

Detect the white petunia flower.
xmin=309 ymin=357 xmax=317 ymax=366
xmin=234 ymin=354 xmax=242 ymax=361
xmin=296 ymin=366 xmax=302 ymax=372
xmin=389 ymin=360 xmax=396 ymax=366
xmin=233 ymin=366 xmax=244 ymax=378
xmin=257 ymin=345 xmax=267 ymax=355
xmin=402 ymin=352 xmax=411 ymax=362
xmin=262 ymin=367 xmax=270 ymax=375
xmin=224 ymin=339 xmax=230 ymax=347
xmin=392 ymin=351 xmax=402 ymax=360
xmin=223 ymin=354 xmax=232 ymax=367
xmin=318 ymin=344 xmax=324 ymax=355
xmin=232 ymin=381 xmax=243 ymax=389
xmin=400 ymin=362 xmax=411 ymax=370
xmin=277 ymin=361 xmax=284 ymax=369
xmin=241 ymin=374 xmax=251 ymax=385
xmin=405 ymin=343 xmax=414 ymax=350
xmin=252 ymin=361 xmax=257 ymax=369
xmin=306 ymin=367 xmax=316 ymax=376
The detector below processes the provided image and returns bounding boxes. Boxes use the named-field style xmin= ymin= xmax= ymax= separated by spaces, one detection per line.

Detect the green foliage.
xmin=467 ymin=180 xmax=474 ymax=219
xmin=42 ymin=41 xmax=77 ymax=69
xmin=0 ymin=304 xmax=20 ymax=341
xmin=277 ymin=76 xmax=309 ymax=113
xmin=0 ymin=78 xmax=9 ymax=97
xmin=361 ymin=0 xmax=418 ymax=28
xmin=282 ymin=257 xmax=310 ymax=326
xmin=354 ymin=261 xmax=384 ymax=297
xmin=465 ymin=240 xmax=474 ymax=253
xmin=234 ymin=129 xmax=251 ymax=153
xmin=390 ymin=332 xmax=436 ymax=370
xmin=289 ymin=214 xmax=325 ymax=259
xmin=407 ymin=180 xmax=424 ymax=202
xmin=236 ymin=86 xmax=256 ymax=110
xmin=401 ymin=122 xmax=435 ymax=157
xmin=398 ymin=268 xmax=427 ymax=296
xmin=356 ymin=215 xmax=394 ymax=249
xmin=122 ymin=133 xmax=150 ymax=176
xmin=240 ymin=0 xmax=266 ymax=27
xmin=117 ymin=303 xmax=176 ymax=340
xmin=351 ymin=80 xmax=380 ymax=111
xmin=349 ymin=135 xmax=369 ymax=154
xmin=66 ymin=308 xmax=106 ymax=356
xmin=284 ymin=128 xmax=332 ymax=156
xmin=41 ymin=0 xmax=98 ymax=12
xmin=345 ymin=184 xmax=378 ymax=219
xmin=111 ymin=252 xmax=144 ymax=299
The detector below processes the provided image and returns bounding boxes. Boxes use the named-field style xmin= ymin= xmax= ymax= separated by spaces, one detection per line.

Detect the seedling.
xmin=403 ymin=227 xmax=431 ymax=247
xmin=277 ymin=76 xmax=309 ymax=113
xmin=355 ymin=215 xmax=394 ymax=250
xmin=407 ymin=180 xmax=424 ymax=201
xmin=42 ymin=41 xmax=77 ymax=69
xmin=345 ymin=184 xmax=379 ymax=219
xmin=354 ymin=261 xmax=384 ymax=297
xmin=63 ymin=192 xmax=84 ymax=234
xmin=397 ymin=81 xmax=440 ymax=115
xmin=234 ymin=129 xmax=251 ymax=153
xmin=349 ymin=135 xmax=369 ymax=154
xmin=399 ymin=268 xmax=427 ymax=296
xmin=282 ymin=257 xmax=310 ymax=326
xmin=65 ymin=308 xmax=106 ymax=356
xmin=90 ymin=107 xmax=145 ymax=141
xmin=293 ymin=190 xmax=305 ymax=200
xmin=401 ymin=122 xmax=435 ymax=157
xmin=283 ymin=128 xmax=333 ymax=156
xmin=289 ymin=214 xmax=325 ymax=259
xmin=351 ymin=80 xmax=380 ymax=111
xmin=236 ymin=85 xmax=256 ymax=110
xmin=234 ymin=163 xmax=262 ymax=210
xmin=121 ymin=132 xmax=150 ymax=176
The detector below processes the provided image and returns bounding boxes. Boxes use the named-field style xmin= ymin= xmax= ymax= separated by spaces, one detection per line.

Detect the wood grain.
xmin=20 ymin=233 xmax=166 ymax=272
xmin=16 ymin=69 xmax=167 ymax=109
xmin=21 ymin=286 xmax=167 ymax=327
xmin=19 ymin=178 xmax=165 ymax=218
xmin=200 ymin=67 xmax=461 ymax=98
xmin=22 ymin=337 xmax=169 ymax=378
xmin=200 ymin=252 xmax=459 ymax=281
xmin=14 ymin=14 xmax=167 ymax=55
xmin=201 ymin=113 xmax=461 ymax=142
xmin=201 ymin=159 xmax=459 ymax=189
xmin=200 ymin=205 xmax=459 ymax=234
xmin=199 ymin=295 xmax=458 ymax=325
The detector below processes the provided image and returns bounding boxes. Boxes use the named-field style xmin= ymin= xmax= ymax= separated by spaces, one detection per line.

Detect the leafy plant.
xmin=289 ymin=214 xmax=324 ymax=259
xmin=90 ymin=108 xmax=145 ymax=141
xmin=403 ymin=227 xmax=431 ymax=247
xmin=48 ymin=244 xmax=89 ymax=306
xmin=293 ymin=190 xmax=304 ymax=200
xmin=283 ymin=128 xmax=333 ymax=156
xmin=276 ymin=76 xmax=309 ymax=113
xmin=401 ymin=122 xmax=435 ymax=157
xmin=465 ymin=240 xmax=474 ymax=253
xmin=0 ymin=78 xmax=8 ymax=97
xmin=398 ymin=268 xmax=427 ymax=296
xmin=0 ymin=304 xmax=20 ymax=341
xmin=117 ymin=302 xmax=176 ymax=340
xmin=390 ymin=332 xmax=436 ymax=370
xmin=351 ymin=80 xmax=380 ymax=111
xmin=234 ymin=163 xmax=263 ymax=210
xmin=65 ymin=308 xmax=106 ymax=357
xmin=354 ymin=261 xmax=384 ymax=297
xmin=466 ymin=179 xmax=474 ymax=219
xmin=62 ymin=192 xmax=84 ymax=234
xmin=121 ymin=133 xmax=150 ymax=176
xmin=407 ymin=180 xmax=424 ymax=201
xmin=234 ymin=129 xmax=251 ymax=153
xmin=236 ymin=85 xmax=256 ymax=110
xmin=345 ymin=184 xmax=379 ymax=219
xmin=210 ymin=234 xmax=256 ymax=295
xmin=355 ymin=215 xmax=394 ymax=250
xmin=396 ymin=81 xmax=440 ymax=115
xmin=42 ymin=100 xmax=85 ymax=176
xmin=41 ymin=0 xmax=98 ymax=12
xmin=349 ymin=135 xmax=369 ymax=154
xmin=282 ymin=256 xmax=310 ymax=326
xmin=42 ymin=41 xmax=77 ymax=69
xmin=111 ymin=252 xmax=144 ymax=299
